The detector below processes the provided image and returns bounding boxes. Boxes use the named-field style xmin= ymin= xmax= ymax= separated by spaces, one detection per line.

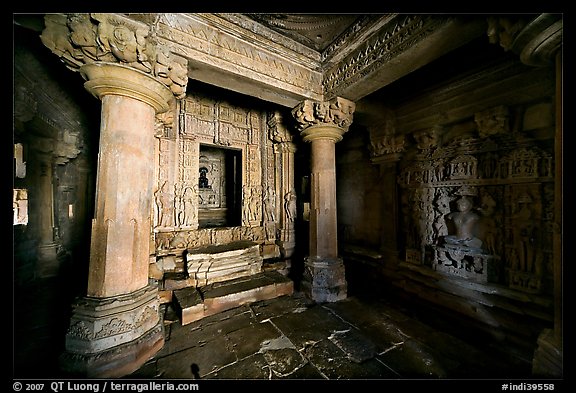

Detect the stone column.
xmin=292 ymin=98 xmax=355 ymax=302
xmin=269 ymin=111 xmax=297 ymax=258
xmin=41 ymin=13 xmax=188 ymax=377
xmin=60 ymin=62 xmax=175 ymax=378
xmin=368 ymin=119 xmax=406 ymax=265
xmin=32 ymin=146 xmax=59 ymax=277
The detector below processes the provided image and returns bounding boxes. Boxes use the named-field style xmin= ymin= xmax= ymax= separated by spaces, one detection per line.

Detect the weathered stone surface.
xmin=186 ymin=240 xmax=263 ymax=287
xmin=174 ymin=271 xmax=294 ymax=325
xmin=328 ymin=329 xmax=377 ymax=363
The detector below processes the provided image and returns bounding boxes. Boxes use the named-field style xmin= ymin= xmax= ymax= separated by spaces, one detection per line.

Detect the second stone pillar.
xmin=292 ymin=98 xmax=355 ymax=302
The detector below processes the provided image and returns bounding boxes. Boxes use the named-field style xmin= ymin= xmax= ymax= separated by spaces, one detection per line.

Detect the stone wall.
xmin=337 ymin=54 xmax=556 ymax=350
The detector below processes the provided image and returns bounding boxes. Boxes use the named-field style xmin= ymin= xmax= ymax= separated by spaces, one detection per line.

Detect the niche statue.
xmin=444 ymin=194 xmax=483 ymax=250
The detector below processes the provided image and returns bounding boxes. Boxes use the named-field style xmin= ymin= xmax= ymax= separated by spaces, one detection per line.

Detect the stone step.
xmin=172 ymin=270 xmax=294 ymax=325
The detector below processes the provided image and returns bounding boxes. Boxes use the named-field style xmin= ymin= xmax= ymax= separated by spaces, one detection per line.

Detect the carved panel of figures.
xmin=152 ymin=92 xmax=289 ymax=260
xmin=398 ymin=135 xmax=553 ymax=293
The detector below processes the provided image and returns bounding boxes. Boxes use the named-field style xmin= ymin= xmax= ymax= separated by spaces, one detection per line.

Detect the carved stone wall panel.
xmin=153 ymin=91 xmax=288 ymax=257
xmin=398 ymin=137 xmax=553 ymax=293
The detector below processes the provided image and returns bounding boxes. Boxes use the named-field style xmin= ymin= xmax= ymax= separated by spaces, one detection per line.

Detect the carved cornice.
xmin=323 ymin=15 xmax=448 ymax=98
xmin=156 ymin=14 xmax=322 ymax=100
xmin=292 ymin=97 xmax=356 ymax=142
xmin=40 ymin=13 xmax=188 ymax=100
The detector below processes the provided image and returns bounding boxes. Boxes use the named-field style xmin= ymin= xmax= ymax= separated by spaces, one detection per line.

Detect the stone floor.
xmin=127 ymin=290 xmax=533 ymax=381
xmin=14 ymin=272 xmax=538 ymax=382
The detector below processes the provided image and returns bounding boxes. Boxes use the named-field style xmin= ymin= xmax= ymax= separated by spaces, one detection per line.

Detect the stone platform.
xmin=173 ymin=270 xmax=294 ymax=325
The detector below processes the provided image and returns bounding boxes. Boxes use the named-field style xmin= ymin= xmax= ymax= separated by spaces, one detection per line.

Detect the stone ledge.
xmin=173 ymin=271 xmax=293 ymax=325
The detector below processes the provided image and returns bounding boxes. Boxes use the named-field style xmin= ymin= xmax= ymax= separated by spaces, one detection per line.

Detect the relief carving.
xmin=292 ymin=97 xmax=355 ymax=132
xmin=323 ymin=15 xmax=446 ymax=96
xmin=399 ymin=133 xmax=552 ymax=291
xmin=41 ymin=13 xmax=188 ymax=99
xmin=158 ymin=14 xmax=321 ymax=94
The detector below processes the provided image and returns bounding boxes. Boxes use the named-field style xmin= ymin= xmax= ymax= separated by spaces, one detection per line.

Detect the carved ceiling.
xmin=243 ymin=14 xmax=363 ymax=52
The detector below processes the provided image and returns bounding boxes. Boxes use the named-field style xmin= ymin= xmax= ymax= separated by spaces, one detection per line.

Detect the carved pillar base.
xmin=60 ymin=285 xmax=163 ymax=378
xmin=532 ymin=329 xmax=563 ymax=378
xmin=301 ymin=257 xmax=347 ymax=303
xmin=279 ymin=228 xmax=296 ymax=258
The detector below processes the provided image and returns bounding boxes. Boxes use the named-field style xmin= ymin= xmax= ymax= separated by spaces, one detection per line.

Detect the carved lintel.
xmin=291 ymin=97 xmax=356 ymax=139
xmin=40 ymin=13 xmax=188 ymax=99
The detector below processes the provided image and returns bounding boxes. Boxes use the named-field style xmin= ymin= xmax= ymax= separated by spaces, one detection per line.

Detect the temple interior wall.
xmin=151 ymin=85 xmax=294 ymax=276
xmin=336 ymin=57 xmax=556 ymax=349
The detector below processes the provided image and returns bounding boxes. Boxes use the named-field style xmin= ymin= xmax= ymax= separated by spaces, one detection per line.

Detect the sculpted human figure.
xmin=445 ymin=195 xmax=483 ymax=250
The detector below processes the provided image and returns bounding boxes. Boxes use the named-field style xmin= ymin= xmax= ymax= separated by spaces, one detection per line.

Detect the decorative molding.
xmin=157 ymin=14 xmax=322 ymax=98
xmin=323 ymin=15 xmax=448 ymax=97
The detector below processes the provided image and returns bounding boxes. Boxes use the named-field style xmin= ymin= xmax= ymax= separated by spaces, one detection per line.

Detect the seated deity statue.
xmin=444 ymin=195 xmax=483 ymax=250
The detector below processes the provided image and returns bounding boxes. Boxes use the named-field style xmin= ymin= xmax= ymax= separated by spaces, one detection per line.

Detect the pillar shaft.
xmin=292 ymin=98 xmax=355 ymax=303
xmin=87 ymin=94 xmax=156 ymax=297
xmin=309 ymin=137 xmax=338 ymax=259
xmin=59 ymin=62 xmax=174 ymax=378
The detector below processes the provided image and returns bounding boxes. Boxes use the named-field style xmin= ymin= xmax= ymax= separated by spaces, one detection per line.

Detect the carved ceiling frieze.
xmin=323 ymin=15 xmax=448 ymax=99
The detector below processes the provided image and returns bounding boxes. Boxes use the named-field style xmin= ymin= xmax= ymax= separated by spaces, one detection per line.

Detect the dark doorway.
xmin=198 ymin=145 xmax=242 ymax=228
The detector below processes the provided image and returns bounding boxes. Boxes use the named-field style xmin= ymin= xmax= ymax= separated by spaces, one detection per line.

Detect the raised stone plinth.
xmin=173 ymin=270 xmax=294 ymax=325
xmin=186 ymin=240 xmax=263 ymax=287
xmin=433 ymin=245 xmax=499 ymax=283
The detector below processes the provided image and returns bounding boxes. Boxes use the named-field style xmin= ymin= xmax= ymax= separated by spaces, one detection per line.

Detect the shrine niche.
xmin=398 ymin=107 xmax=554 ymax=294
xmin=151 ymin=91 xmax=297 ymax=282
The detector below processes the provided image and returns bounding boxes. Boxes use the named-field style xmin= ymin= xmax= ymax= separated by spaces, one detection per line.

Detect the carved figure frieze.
xmin=398 ymin=133 xmax=552 ymax=292
xmin=41 ymin=13 xmax=188 ymax=99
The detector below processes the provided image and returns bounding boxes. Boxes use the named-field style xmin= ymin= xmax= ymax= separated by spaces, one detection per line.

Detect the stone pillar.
xmin=40 ymin=13 xmax=188 ymax=378
xmin=269 ymin=111 xmax=297 ymax=258
xmin=368 ymin=119 xmax=406 ymax=265
xmin=292 ymin=98 xmax=355 ymax=302
xmin=59 ymin=62 xmax=175 ymax=378
xmin=33 ymin=148 xmax=59 ymax=277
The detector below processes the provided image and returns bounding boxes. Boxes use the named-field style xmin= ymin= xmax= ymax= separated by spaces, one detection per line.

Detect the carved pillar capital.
xmin=267 ymin=110 xmax=292 ymax=143
xmin=40 ymin=13 xmax=188 ymax=100
xmin=487 ymin=14 xmax=562 ymax=67
xmin=367 ymin=120 xmax=405 ymax=163
xmin=81 ymin=62 xmax=174 ymax=113
xmin=291 ymin=97 xmax=356 ymax=143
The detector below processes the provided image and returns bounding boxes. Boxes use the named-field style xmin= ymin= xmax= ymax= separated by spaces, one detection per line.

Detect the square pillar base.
xmin=301 ymin=257 xmax=347 ymax=303
xmin=60 ymin=285 xmax=164 ymax=378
